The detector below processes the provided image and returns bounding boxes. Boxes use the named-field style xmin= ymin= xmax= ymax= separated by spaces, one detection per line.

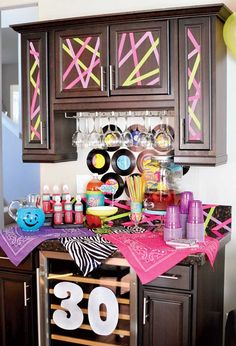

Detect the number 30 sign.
xmin=53 ymin=282 xmax=119 ymax=336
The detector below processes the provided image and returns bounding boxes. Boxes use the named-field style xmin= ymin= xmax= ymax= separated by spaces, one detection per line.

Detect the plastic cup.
xmin=187 ymin=200 xmax=204 ymax=224
xmin=165 ymin=205 xmax=181 ymax=229
xmin=180 ymin=191 xmax=194 ymax=214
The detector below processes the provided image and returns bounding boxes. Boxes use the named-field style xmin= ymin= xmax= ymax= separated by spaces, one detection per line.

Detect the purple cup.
xmin=180 ymin=191 xmax=194 ymax=214
xmin=187 ymin=200 xmax=204 ymax=224
xmin=165 ymin=205 xmax=181 ymax=229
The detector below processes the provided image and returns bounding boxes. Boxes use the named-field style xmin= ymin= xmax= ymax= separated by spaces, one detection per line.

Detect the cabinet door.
xmin=21 ymin=32 xmax=49 ymax=149
xmin=110 ymin=21 xmax=169 ymax=95
xmin=178 ymin=17 xmax=210 ymax=150
xmin=55 ymin=26 xmax=109 ymax=98
xmin=0 ymin=271 xmax=36 ymax=346
xmin=142 ymin=289 xmax=191 ymax=346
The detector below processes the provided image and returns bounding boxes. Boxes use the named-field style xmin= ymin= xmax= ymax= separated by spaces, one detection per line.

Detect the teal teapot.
xmin=8 ymin=194 xmax=45 ymax=232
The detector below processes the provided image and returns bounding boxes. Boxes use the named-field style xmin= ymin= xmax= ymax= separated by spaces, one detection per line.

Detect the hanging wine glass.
xmin=88 ymin=112 xmax=102 ymax=148
xmin=122 ymin=111 xmax=133 ymax=147
xmin=136 ymin=112 xmax=148 ymax=148
xmin=72 ymin=112 xmax=86 ymax=148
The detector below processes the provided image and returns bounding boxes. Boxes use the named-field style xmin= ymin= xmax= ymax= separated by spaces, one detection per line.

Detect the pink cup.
xmin=164 ymin=205 xmax=183 ymax=241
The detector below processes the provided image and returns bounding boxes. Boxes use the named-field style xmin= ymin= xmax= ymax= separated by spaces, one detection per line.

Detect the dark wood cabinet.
xmin=138 ymin=248 xmax=225 ymax=346
xmin=174 ymin=15 xmax=228 ymax=165
xmin=12 ymin=4 xmax=230 ymax=164
xmin=0 ymin=250 xmax=38 ymax=346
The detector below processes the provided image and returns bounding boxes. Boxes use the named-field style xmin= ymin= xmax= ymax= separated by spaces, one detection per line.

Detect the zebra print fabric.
xmin=60 ymin=234 xmax=117 ymax=276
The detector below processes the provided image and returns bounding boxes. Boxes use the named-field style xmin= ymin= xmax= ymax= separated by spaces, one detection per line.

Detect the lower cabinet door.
xmin=0 ymin=271 xmax=36 ymax=346
xmin=142 ymin=289 xmax=192 ymax=346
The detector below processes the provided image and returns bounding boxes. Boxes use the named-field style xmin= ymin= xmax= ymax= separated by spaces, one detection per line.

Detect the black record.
xmin=102 ymin=124 xmax=122 ymax=152
xmin=87 ymin=149 xmax=110 ymax=174
xmin=111 ymin=149 xmax=136 ymax=176
xmin=101 ymin=172 xmax=125 ymax=199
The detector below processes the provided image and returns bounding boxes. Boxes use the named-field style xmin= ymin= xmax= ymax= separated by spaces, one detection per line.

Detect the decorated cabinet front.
xmin=38 ymin=251 xmax=137 ymax=346
xmin=21 ymin=32 xmax=49 ymax=150
xmin=109 ymin=21 xmax=169 ymax=96
xmin=55 ymin=20 xmax=171 ymax=98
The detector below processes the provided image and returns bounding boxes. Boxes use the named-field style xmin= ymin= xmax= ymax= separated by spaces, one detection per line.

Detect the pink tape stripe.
xmin=31 ymin=105 xmax=40 ymax=120
xmin=210 ymin=230 xmax=225 ymax=238
xmin=84 ymin=37 xmax=100 ymax=88
xmin=129 ymin=33 xmax=141 ymax=86
xmin=63 ymin=36 xmax=92 ymax=82
xmin=118 ymin=33 xmax=127 ymax=61
xmin=30 ymin=71 xmax=40 ymax=120
xmin=203 ymin=211 xmax=231 ymax=232
xmin=211 ymin=218 xmax=232 ymax=231
xmin=147 ymin=31 xmax=160 ymax=65
xmin=202 ymin=204 xmax=218 ymax=209
xmin=65 ymin=58 xmax=100 ymax=90
xmin=119 ymin=31 xmax=151 ymax=68
xmin=30 ymin=125 xmax=40 ymax=140
xmin=187 ymin=29 xmax=200 ymax=52
xmin=64 ymin=39 xmax=86 ymax=88
xmin=147 ymin=76 xmax=160 ymax=86
xmin=29 ymin=42 xmax=39 ymax=66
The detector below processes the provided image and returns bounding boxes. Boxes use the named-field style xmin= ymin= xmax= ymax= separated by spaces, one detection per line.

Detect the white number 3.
xmin=53 ymin=282 xmax=119 ymax=335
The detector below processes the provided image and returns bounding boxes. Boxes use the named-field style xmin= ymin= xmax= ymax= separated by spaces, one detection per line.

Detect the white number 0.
xmin=53 ymin=282 xmax=119 ymax=335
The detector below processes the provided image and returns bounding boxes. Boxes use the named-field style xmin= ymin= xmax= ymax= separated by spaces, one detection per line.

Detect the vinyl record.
xmin=102 ymin=124 xmax=122 ymax=152
xmin=137 ymin=149 xmax=159 ymax=173
xmin=87 ymin=149 xmax=110 ymax=174
xmin=124 ymin=173 xmax=142 ymax=197
xmin=127 ymin=124 xmax=147 ymax=152
xmin=111 ymin=149 xmax=136 ymax=176
xmin=152 ymin=124 xmax=174 ymax=153
xmin=101 ymin=172 xmax=125 ymax=199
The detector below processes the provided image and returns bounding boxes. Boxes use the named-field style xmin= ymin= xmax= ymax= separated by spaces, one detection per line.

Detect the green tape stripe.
xmin=63 ymin=44 xmax=100 ymax=86
xmin=188 ymin=53 xmax=200 ymax=90
xmin=188 ymin=106 xmax=201 ymax=130
xmin=123 ymin=37 xmax=159 ymax=87
xmin=73 ymin=37 xmax=100 ymax=58
xmin=123 ymin=68 xmax=159 ymax=87
xmin=30 ymin=114 xmax=41 ymax=140
xmin=105 ymin=212 xmax=130 ymax=222
xmin=204 ymin=207 xmax=215 ymax=231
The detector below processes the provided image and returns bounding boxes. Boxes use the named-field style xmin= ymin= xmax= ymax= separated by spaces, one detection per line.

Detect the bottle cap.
xmin=43 ymin=185 xmax=50 ymax=193
xmin=76 ymin=195 xmax=81 ymax=203
xmin=180 ymin=191 xmax=193 ymax=214
xmin=187 ymin=200 xmax=204 ymax=224
xmin=164 ymin=205 xmax=181 ymax=229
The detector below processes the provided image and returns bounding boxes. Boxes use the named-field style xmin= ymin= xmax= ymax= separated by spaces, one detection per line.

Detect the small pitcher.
xmin=8 ymin=194 xmax=45 ymax=232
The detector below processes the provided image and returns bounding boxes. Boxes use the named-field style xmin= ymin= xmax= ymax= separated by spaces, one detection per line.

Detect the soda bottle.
xmin=53 ymin=195 xmax=63 ymax=225
xmin=64 ymin=194 xmax=73 ymax=224
xmin=42 ymin=185 xmax=51 ymax=213
xmin=74 ymin=195 xmax=84 ymax=225
xmin=86 ymin=173 xmax=104 ymax=208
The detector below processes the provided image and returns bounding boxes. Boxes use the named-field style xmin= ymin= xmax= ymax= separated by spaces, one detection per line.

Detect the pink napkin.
xmin=103 ymin=231 xmax=219 ymax=284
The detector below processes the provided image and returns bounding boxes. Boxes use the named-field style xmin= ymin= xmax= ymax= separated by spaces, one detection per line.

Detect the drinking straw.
xmin=126 ymin=175 xmax=144 ymax=202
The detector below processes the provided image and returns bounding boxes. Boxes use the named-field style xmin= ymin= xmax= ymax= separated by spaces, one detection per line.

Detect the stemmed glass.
xmin=122 ymin=112 xmax=133 ymax=147
xmin=136 ymin=113 xmax=148 ymax=148
xmin=137 ymin=112 xmax=154 ymax=148
xmin=88 ymin=112 xmax=102 ymax=148
xmin=72 ymin=112 xmax=86 ymax=148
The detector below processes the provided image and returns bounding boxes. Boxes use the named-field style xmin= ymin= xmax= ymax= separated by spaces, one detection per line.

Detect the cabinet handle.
xmin=109 ymin=65 xmax=114 ymax=90
xmin=143 ymin=297 xmax=149 ymax=325
xmin=100 ymin=66 xmax=106 ymax=91
xmin=159 ymin=274 xmax=180 ymax=280
xmin=40 ymin=121 xmax=43 ymax=145
xmin=23 ymin=281 xmax=30 ymax=307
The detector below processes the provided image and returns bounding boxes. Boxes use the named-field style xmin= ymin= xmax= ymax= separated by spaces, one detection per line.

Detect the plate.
xmin=111 ymin=149 xmax=136 ymax=176
xmin=101 ymin=172 xmax=125 ymax=199
xmin=87 ymin=206 xmax=118 ymax=217
xmin=102 ymin=124 xmax=122 ymax=152
xmin=127 ymin=124 xmax=147 ymax=152
xmin=87 ymin=149 xmax=110 ymax=174
xmin=152 ymin=124 xmax=174 ymax=153
xmin=136 ymin=149 xmax=159 ymax=173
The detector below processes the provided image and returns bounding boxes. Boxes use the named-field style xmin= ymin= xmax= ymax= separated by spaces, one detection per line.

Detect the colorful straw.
xmin=126 ymin=175 xmax=145 ymax=202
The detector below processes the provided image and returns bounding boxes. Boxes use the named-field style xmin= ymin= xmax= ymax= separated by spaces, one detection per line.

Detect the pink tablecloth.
xmin=103 ymin=231 xmax=219 ymax=284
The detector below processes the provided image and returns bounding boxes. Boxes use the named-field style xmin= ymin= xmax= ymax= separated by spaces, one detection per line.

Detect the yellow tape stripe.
xmin=123 ymin=37 xmax=159 ymax=87
xmin=204 ymin=207 xmax=215 ymax=230
xmin=188 ymin=106 xmax=201 ymax=130
xmin=63 ymin=44 xmax=100 ymax=86
xmin=30 ymin=61 xmax=40 ymax=96
xmin=30 ymin=114 xmax=41 ymax=140
xmin=123 ymin=68 xmax=159 ymax=87
xmin=73 ymin=37 xmax=100 ymax=58
xmin=188 ymin=53 xmax=200 ymax=90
